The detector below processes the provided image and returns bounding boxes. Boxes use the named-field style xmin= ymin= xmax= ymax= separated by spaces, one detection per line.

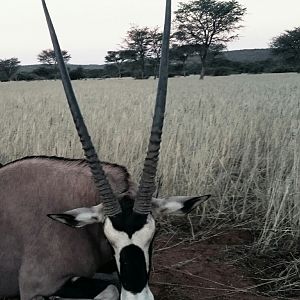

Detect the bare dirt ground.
xmin=151 ymin=227 xmax=269 ymax=300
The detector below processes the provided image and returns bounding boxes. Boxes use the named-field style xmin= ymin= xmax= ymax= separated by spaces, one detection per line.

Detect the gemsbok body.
xmin=0 ymin=1 xmax=210 ymax=299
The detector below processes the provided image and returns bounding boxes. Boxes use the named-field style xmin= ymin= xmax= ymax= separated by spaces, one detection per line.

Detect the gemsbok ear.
xmin=151 ymin=195 xmax=211 ymax=217
xmin=48 ymin=204 xmax=105 ymax=228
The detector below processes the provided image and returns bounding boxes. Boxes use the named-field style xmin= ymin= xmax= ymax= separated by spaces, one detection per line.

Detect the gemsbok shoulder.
xmin=0 ymin=0 xmax=210 ymax=299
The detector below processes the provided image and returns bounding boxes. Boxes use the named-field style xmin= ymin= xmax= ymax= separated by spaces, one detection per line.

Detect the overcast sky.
xmin=0 ymin=0 xmax=299 ymax=65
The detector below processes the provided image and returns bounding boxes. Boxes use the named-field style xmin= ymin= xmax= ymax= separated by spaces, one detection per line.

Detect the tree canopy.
xmin=270 ymin=27 xmax=300 ymax=65
xmin=123 ymin=26 xmax=163 ymax=78
xmin=170 ymin=45 xmax=196 ymax=76
xmin=37 ymin=49 xmax=71 ymax=65
xmin=105 ymin=50 xmax=136 ymax=78
xmin=148 ymin=27 xmax=163 ymax=78
xmin=0 ymin=58 xmax=20 ymax=81
xmin=123 ymin=26 xmax=152 ymax=78
xmin=173 ymin=0 xmax=246 ymax=79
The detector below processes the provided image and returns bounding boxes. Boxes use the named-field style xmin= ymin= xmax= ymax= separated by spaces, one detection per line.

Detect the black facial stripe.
xmin=119 ymin=245 xmax=148 ymax=293
xmin=110 ymin=197 xmax=149 ymax=238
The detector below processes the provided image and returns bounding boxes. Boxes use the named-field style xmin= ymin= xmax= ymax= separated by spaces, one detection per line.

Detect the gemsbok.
xmin=0 ymin=0 xmax=210 ymax=299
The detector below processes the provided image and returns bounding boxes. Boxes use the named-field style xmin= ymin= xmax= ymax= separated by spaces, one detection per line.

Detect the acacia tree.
xmin=105 ymin=50 xmax=136 ymax=78
xmin=37 ymin=49 xmax=71 ymax=77
xmin=173 ymin=0 xmax=246 ymax=79
xmin=148 ymin=27 xmax=163 ymax=79
xmin=0 ymin=58 xmax=20 ymax=81
xmin=270 ymin=27 xmax=300 ymax=66
xmin=170 ymin=45 xmax=196 ymax=76
xmin=37 ymin=49 xmax=71 ymax=65
xmin=123 ymin=26 xmax=152 ymax=79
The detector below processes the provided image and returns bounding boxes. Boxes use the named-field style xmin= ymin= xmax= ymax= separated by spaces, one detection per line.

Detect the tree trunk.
xmin=200 ymin=50 xmax=208 ymax=80
xmin=117 ymin=64 xmax=122 ymax=78
xmin=54 ymin=63 xmax=58 ymax=80
xmin=3 ymin=70 xmax=10 ymax=81
xmin=154 ymin=57 xmax=160 ymax=79
xmin=183 ymin=60 xmax=187 ymax=77
xmin=141 ymin=57 xmax=145 ymax=79
xmin=200 ymin=64 xmax=205 ymax=80
xmin=153 ymin=62 xmax=157 ymax=79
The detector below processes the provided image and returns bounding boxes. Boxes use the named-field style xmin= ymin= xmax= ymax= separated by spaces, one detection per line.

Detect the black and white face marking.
xmin=104 ymin=213 xmax=156 ymax=300
xmin=48 ymin=194 xmax=211 ymax=299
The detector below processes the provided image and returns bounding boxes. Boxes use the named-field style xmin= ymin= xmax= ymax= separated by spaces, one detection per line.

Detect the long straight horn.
xmin=41 ymin=0 xmax=121 ymax=217
xmin=134 ymin=0 xmax=172 ymax=214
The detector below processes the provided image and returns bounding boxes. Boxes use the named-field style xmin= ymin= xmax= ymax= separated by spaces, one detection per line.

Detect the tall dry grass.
xmin=0 ymin=73 xmax=300 ymax=250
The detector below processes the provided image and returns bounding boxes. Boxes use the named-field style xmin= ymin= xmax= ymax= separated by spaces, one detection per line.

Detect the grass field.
xmin=1 ymin=73 xmax=300 ymax=296
xmin=1 ymin=73 xmax=300 ymax=247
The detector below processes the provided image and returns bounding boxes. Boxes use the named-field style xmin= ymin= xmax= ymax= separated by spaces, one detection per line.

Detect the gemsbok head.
xmin=0 ymin=1 xmax=210 ymax=299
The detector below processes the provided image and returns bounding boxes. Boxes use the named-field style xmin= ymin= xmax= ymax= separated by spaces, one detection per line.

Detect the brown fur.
xmin=0 ymin=156 xmax=137 ymax=300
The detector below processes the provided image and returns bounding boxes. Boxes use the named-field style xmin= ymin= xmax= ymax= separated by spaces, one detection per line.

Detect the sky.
xmin=0 ymin=0 xmax=299 ymax=65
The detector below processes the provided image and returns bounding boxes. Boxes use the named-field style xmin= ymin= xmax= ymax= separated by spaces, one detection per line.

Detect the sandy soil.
xmin=151 ymin=229 xmax=271 ymax=300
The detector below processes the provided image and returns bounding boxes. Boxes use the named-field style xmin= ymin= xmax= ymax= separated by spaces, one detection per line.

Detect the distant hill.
xmin=19 ymin=49 xmax=273 ymax=73
xmin=187 ymin=48 xmax=273 ymax=65
xmin=223 ymin=49 xmax=272 ymax=62
xmin=19 ymin=64 xmax=104 ymax=73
